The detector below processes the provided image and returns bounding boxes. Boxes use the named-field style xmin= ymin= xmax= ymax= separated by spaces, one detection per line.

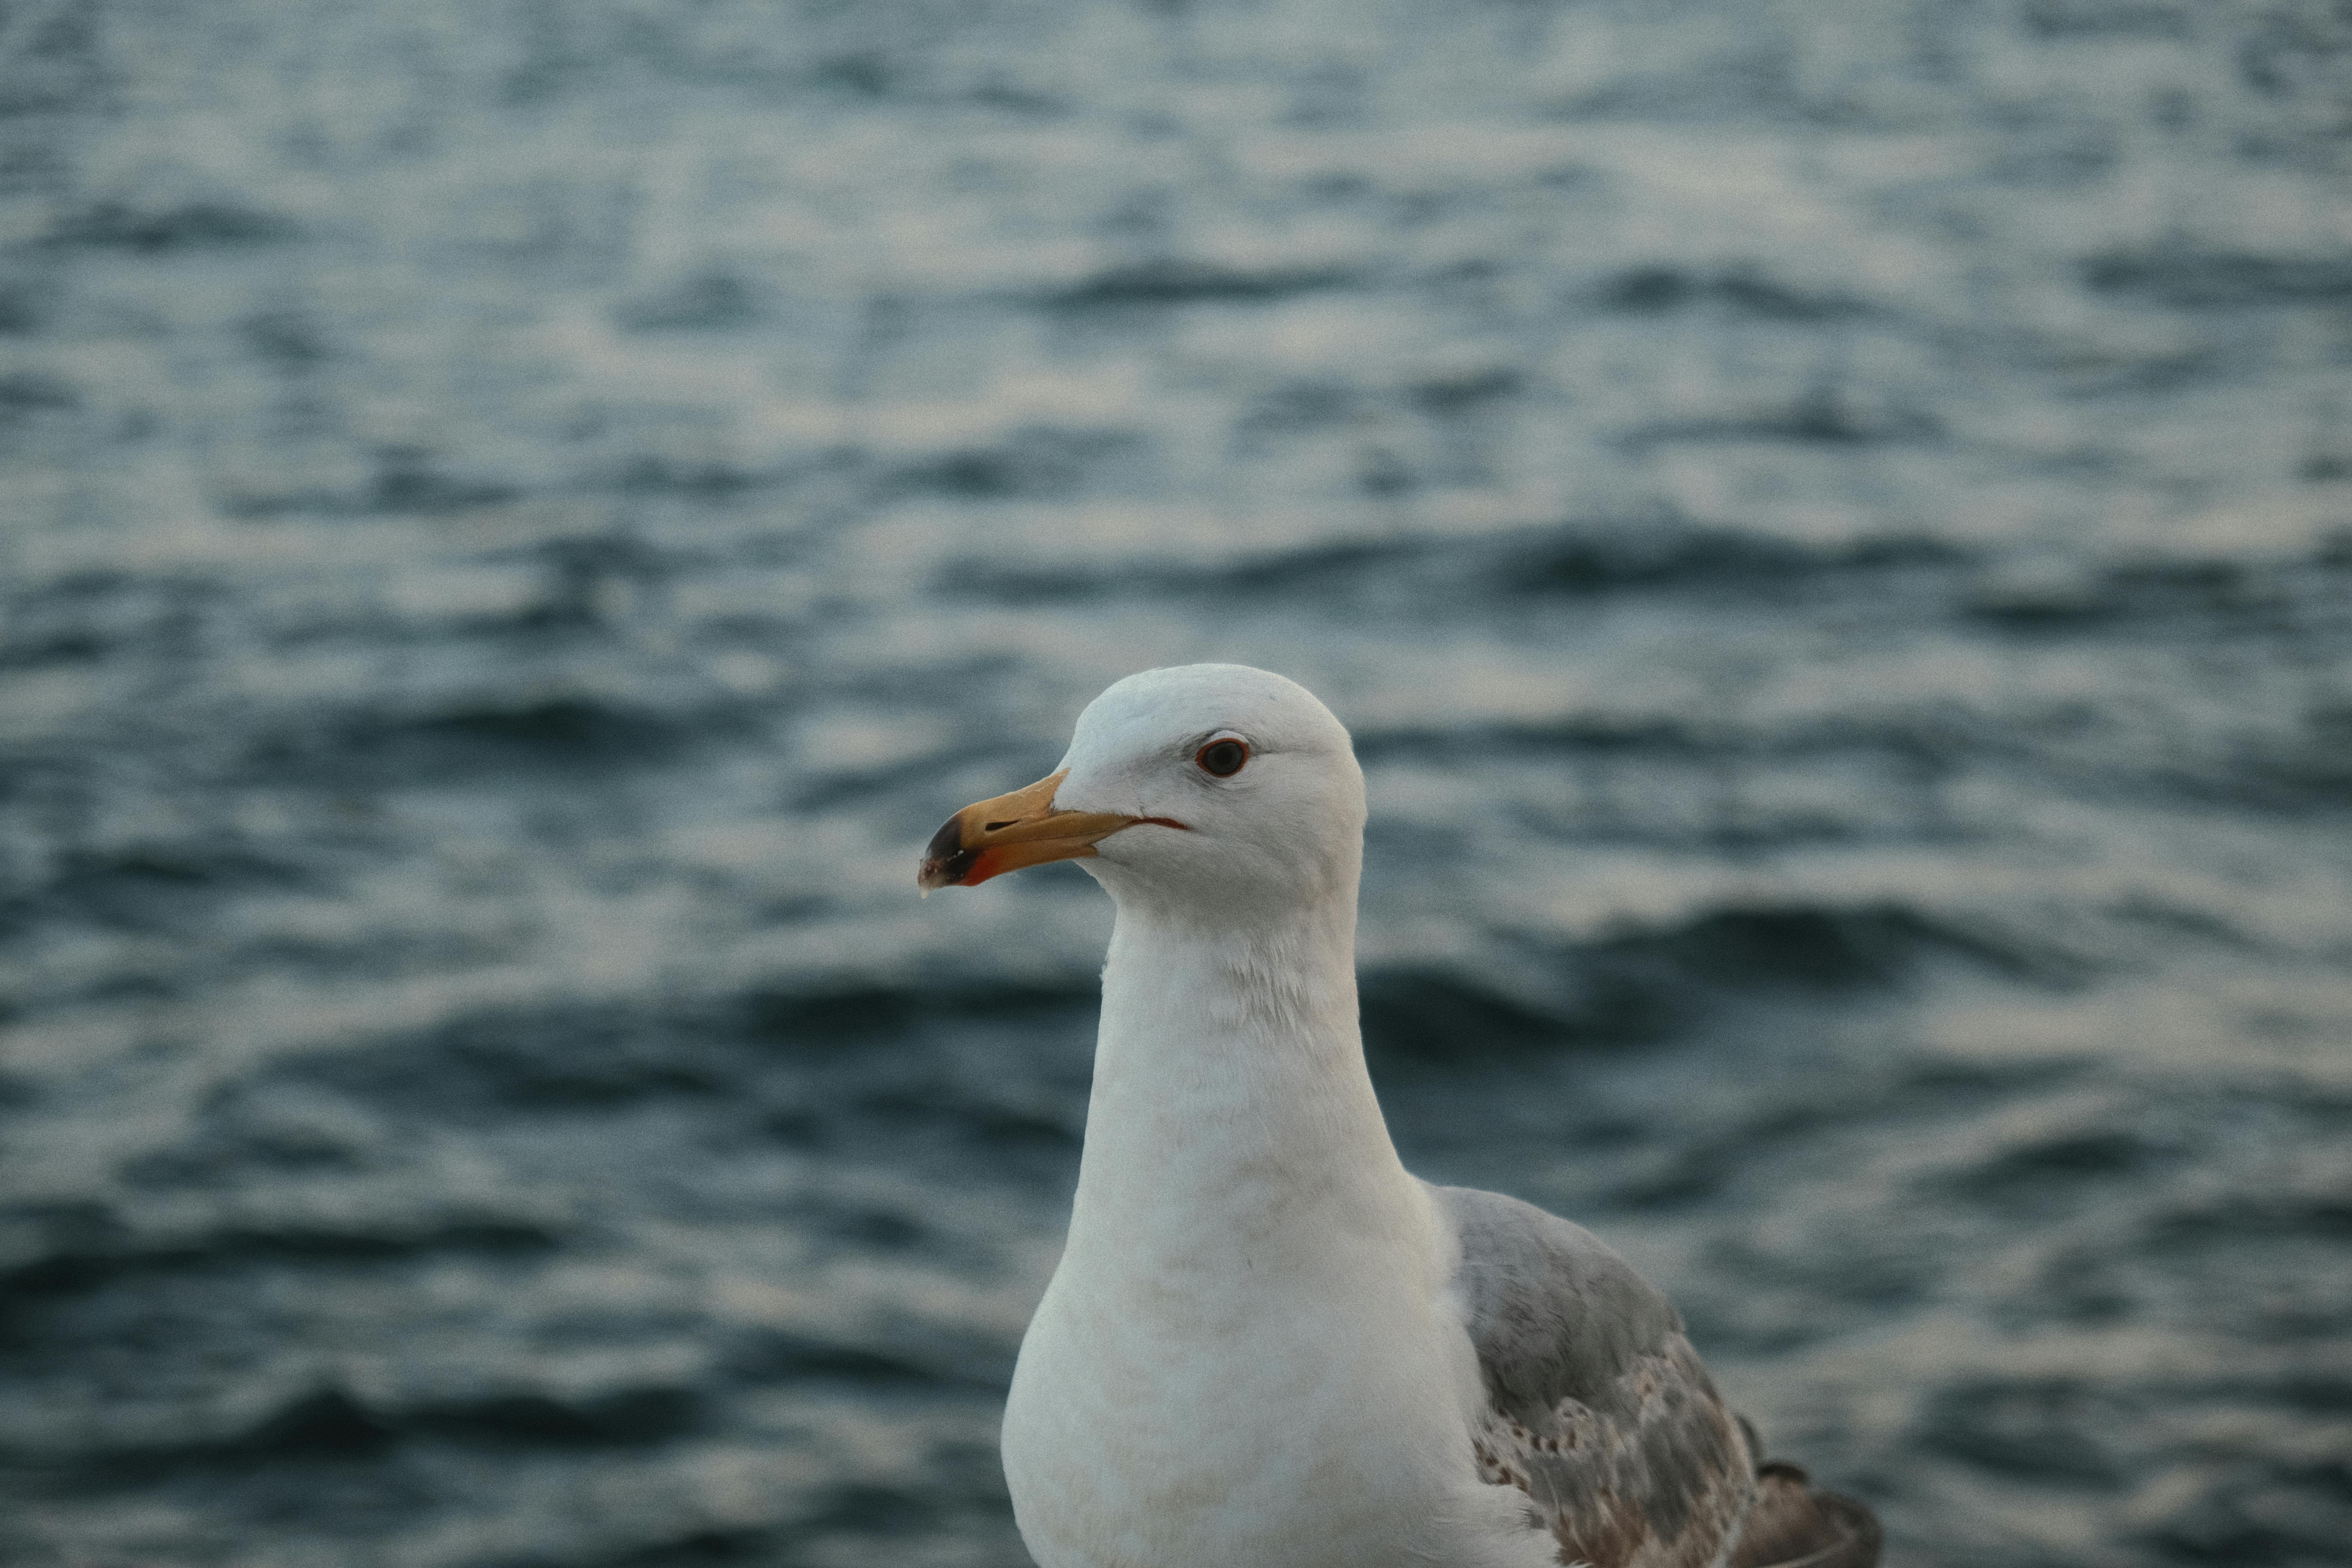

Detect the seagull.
xmin=919 ymin=664 xmax=1881 ymax=1568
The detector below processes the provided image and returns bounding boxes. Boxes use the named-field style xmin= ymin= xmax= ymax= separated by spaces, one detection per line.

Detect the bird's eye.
xmin=1195 ymin=739 xmax=1249 ymax=777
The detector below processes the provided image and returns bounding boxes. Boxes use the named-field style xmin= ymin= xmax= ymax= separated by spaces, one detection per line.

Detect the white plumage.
xmin=921 ymin=665 xmax=1878 ymax=1568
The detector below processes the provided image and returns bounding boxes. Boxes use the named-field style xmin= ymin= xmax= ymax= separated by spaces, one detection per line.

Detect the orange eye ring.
xmin=1195 ymin=738 xmax=1249 ymax=777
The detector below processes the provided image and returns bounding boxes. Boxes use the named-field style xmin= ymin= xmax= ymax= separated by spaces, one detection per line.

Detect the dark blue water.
xmin=3 ymin=3 xmax=2350 ymax=1565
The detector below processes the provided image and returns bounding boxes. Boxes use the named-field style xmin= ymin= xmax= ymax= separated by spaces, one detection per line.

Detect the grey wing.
xmin=1433 ymin=1183 xmax=1750 ymax=1568
xmin=1433 ymin=1184 xmax=1879 ymax=1568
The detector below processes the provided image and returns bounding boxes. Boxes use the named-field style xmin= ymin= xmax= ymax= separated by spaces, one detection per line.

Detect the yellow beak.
xmin=917 ymin=770 xmax=1177 ymax=891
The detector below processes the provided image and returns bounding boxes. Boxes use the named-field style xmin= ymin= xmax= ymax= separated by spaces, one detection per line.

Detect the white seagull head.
xmin=919 ymin=663 xmax=1366 ymax=916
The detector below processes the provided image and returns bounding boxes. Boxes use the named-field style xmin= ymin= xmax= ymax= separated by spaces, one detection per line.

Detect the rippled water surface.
xmin=3 ymin=3 xmax=2350 ymax=1565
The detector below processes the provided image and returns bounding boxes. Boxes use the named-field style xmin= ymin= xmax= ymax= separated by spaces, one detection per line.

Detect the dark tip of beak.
xmin=918 ymin=813 xmax=978 ymax=892
xmin=918 ymin=848 xmax=977 ymax=891
xmin=918 ymin=850 xmax=976 ymax=891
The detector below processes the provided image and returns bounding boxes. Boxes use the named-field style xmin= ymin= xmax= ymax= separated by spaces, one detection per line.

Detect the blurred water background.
xmin=3 ymin=2 xmax=2350 ymax=1564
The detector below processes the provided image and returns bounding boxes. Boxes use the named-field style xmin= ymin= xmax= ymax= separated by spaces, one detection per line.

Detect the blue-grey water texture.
xmin=3 ymin=3 xmax=2350 ymax=1565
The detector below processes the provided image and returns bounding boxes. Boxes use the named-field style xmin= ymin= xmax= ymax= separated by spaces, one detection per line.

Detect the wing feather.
xmin=1436 ymin=1185 xmax=1884 ymax=1568
xmin=1436 ymin=1184 xmax=1753 ymax=1568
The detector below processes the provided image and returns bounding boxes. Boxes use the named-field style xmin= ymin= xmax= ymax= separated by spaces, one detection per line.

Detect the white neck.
xmin=1064 ymin=886 xmax=1423 ymax=1281
xmin=1004 ymin=877 xmax=1522 ymax=1568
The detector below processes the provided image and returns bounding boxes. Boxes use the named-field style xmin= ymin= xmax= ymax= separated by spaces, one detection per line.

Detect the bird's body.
xmin=921 ymin=665 xmax=1879 ymax=1568
xmin=1004 ymin=906 xmax=1555 ymax=1568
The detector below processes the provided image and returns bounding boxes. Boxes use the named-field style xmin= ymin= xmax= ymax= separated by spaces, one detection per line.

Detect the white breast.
xmin=1001 ymin=1134 xmax=1556 ymax=1568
